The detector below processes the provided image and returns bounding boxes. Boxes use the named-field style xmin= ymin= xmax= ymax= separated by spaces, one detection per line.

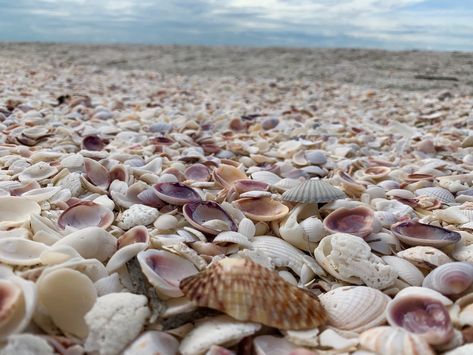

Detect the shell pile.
xmin=1 ymin=47 xmax=473 ymax=355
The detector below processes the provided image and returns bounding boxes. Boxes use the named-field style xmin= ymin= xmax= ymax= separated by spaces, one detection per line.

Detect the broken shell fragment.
xmin=180 ymin=257 xmax=326 ymax=329
xmin=58 ymin=201 xmax=114 ymax=230
xmin=154 ymin=182 xmax=202 ymax=205
xmin=233 ymin=197 xmax=289 ymax=222
xmin=323 ymin=206 xmax=375 ymax=238
xmin=183 ymin=201 xmax=237 ymax=235
xmin=391 ymin=220 xmax=461 ymax=247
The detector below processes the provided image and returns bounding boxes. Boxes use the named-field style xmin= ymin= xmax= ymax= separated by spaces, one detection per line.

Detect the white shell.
xmin=422 ymin=262 xmax=473 ymax=295
xmin=415 ymin=187 xmax=455 ymax=204
xmin=238 ymin=218 xmax=256 ymax=240
xmin=319 ymin=286 xmax=390 ymax=332
xmin=179 ymin=315 xmax=261 ymax=355
xmin=253 ymin=335 xmax=297 ymax=355
xmin=117 ymin=204 xmax=159 ymax=230
xmin=154 ymin=214 xmax=178 ymax=231
xmin=124 ymin=331 xmax=179 ymax=355
xmin=433 ymin=207 xmax=468 ymax=224
xmin=282 ymin=178 xmax=346 ymax=203
xmin=85 ymin=293 xmax=150 ymax=355
xmin=0 ymin=334 xmax=54 ymax=354
xmin=213 ymin=231 xmax=252 ymax=249
xmin=18 ymin=162 xmax=57 ymax=182
xmin=21 ymin=186 xmax=62 ymax=202
xmin=251 ymin=171 xmax=282 ymax=185
xmin=314 ymin=233 xmax=397 ymax=289
xmin=382 ymin=256 xmax=425 ymax=286
xmin=0 ymin=238 xmax=49 ymax=266
xmin=0 ymin=197 xmax=41 ymax=227
xmin=397 ymin=246 xmax=451 ymax=269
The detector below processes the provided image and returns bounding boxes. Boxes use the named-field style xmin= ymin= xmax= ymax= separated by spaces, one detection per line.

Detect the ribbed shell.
xmin=423 ymin=262 xmax=473 ymax=296
xmin=180 ymin=258 xmax=326 ymax=330
xmin=281 ymin=178 xmax=346 ymax=204
xmin=415 ymin=187 xmax=455 ymax=204
xmin=319 ymin=286 xmax=390 ymax=332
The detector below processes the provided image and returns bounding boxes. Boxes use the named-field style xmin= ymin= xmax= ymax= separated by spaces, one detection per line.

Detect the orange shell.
xmin=180 ymin=258 xmax=326 ymax=330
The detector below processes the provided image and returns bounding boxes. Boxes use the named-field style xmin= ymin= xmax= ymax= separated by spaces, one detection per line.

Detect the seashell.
xmin=333 ymin=171 xmax=366 ymax=197
xmin=415 ymin=187 xmax=455 ymax=204
xmin=282 ymin=328 xmax=319 ymax=348
xmin=251 ymin=170 xmax=282 ymax=185
xmin=58 ymin=201 xmax=114 ymax=230
xmin=82 ymin=135 xmax=106 ymax=151
xmin=282 ymin=178 xmax=346 ymax=204
xmin=183 ymin=201 xmax=237 ymax=235
xmin=124 ymin=331 xmax=179 ymax=355
xmin=184 ymin=163 xmax=210 ymax=182
xmin=233 ymin=197 xmax=289 ymax=222
xmin=423 ymin=262 xmax=473 ymax=296
xmin=374 ymin=210 xmax=398 ymax=227
xmin=107 ymin=226 xmax=150 ymax=273
xmin=153 ymin=182 xmax=202 ymax=205
xmin=0 ymin=238 xmax=49 ymax=265
xmin=305 ymin=150 xmax=327 ymax=165
xmin=318 ymin=328 xmax=359 ymax=351
xmin=213 ymin=231 xmax=252 ymax=249
xmin=238 ymin=190 xmax=272 ymax=198
xmin=314 ymin=233 xmax=397 ymax=289
xmin=137 ymin=249 xmax=198 ymax=298
xmin=0 ymin=196 xmax=41 ymax=227
xmin=253 ymin=335 xmax=298 ymax=355
xmin=365 ymin=232 xmax=402 ymax=254
xmin=238 ymin=217 xmax=256 ymax=240
xmin=444 ymin=344 xmax=473 ymax=355
xmin=132 ymin=157 xmax=163 ymax=176
xmin=0 ymin=333 xmax=55 ymax=354
xmin=391 ymin=220 xmax=461 ymax=247
xmin=371 ymin=198 xmax=414 ymax=219
xmin=37 ymin=268 xmax=97 ymax=338
xmin=154 ymin=214 xmax=179 ymax=231
xmin=21 ymin=186 xmax=62 ymax=202
xmin=319 ymin=286 xmax=390 ymax=332
xmin=397 ymin=246 xmax=451 ymax=270
xmin=381 ymin=256 xmax=424 ymax=286
xmin=18 ymin=162 xmax=58 ymax=182
xmin=82 ymin=157 xmax=110 ymax=190
xmin=356 ymin=166 xmax=391 ymax=182
xmin=116 ymin=203 xmax=159 ymax=230
xmin=85 ymin=293 xmax=150 ymax=355
xmin=386 ymin=188 xmax=416 ymax=200
xmin=279 ymin=204 xmax=324 ymax=251
xmin=386 ymin=287 xmax=454 ymax=345
xmin=433 ymin=206 xmax=469 ymax=224
xmin=359 ymin=326 xmax=434 ymax=355
xmin=233 ymin=179 xmax=269 ymax=194
xmin=452 ymin=243 xmax=473 ymax=263
xmin=180 ymin=257 xmax=326 ymax=329
xmin=179 ymin=315 xmax=261 ymax=355
xmin=323 ymin=206 xmax=375 ymax=238
xmin=378 ymin=179 xmax=401 ymax=190
xmin=0 ymin=276 xmax=36 ymax=340
xmin=53 ymin=227 xmax=117 ymax=262
xmin=213 ymin=165 xmax=247 ymax=189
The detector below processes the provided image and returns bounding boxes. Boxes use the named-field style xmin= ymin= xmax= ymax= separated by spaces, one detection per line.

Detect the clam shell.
xmin=137 ymin=249 xmax=198 ymax=298
xmin=423 ymin=262 xmax=473 ymax=296
xmin=58 ymin=201 xmax=114 ymax=230
xmin=21 ymin=186 xmax=62 ymax=202
xmin=213 ymin=165 xmax=247 ymax=189
xmin=82 ymin=157 xmax=110 ymax=190
xmin=153 ymin=182 xmax=202 ymax=205
xmin=183 ymin=201 xmax=237 ymax=235
xmin=281 ymin=178 xmax=346 ymax=204
xmin=0 ymin=196 xmax=41 ymax=227
xmin=359 ymin=326 xmax=434 ymax=355
xmin=323 ymin=206 xmax=375 ymax=238
xmin=184 ymin=163 xmax=210 ymax=182
xmin=154 ymin=214 xmax=179 ymax=231
xmin=179 ymin=315 xmax=261 ymax=355
xmin=18 ymin=162 xmax=57 ymax=182
xmin=319 ymin=286 xmax=390 ymax=332
xmin=397 ymin=246 xmax=452 ymax=270
xmin=415 ymin=187 xmax=455 ymax=204
xmin=391 ymin=220 xmax=461 ymax=247
xmin=180 ymin=257 xmax=326 ymax=329
xmin=233 ymin=197 xmax=289 ymax=222
xmin=0 ymin=238 xmax=49 ymax=266
xmin=37 ymin=268 xmax=97 ymax=338
xmin=234 ymin=179 xmax=269 ymax=194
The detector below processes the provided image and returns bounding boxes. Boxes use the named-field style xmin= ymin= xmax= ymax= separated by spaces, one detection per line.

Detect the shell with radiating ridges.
xmin=180 ymin=257 xmax=326 ymax=330
xmin=319 ymin=286 xmax=390 ymax=332
xmin=282 ymin=178 xmax=346 ymax=204
xmin=415 ymin=187 xmax=455 ymax=204
xmin=359 ymin=326 xmax=434 ymax=355
xmin=422 ymin=262 xmax=473 ymax=296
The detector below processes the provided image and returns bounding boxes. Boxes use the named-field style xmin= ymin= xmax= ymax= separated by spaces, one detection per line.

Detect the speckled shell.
xmin=180 ymin=257 xmax=326 ymax=329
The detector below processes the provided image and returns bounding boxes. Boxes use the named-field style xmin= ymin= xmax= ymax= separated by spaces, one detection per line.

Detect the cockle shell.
xmin=0 ymin=196 xmax=41 ymax=227
xmin=282 ymin=178 xmax=346 ymax=204
xmin=183 ymin=201 xmax=237 ymax=235
xmin=359 ymin=326 xmax=434 ymax=355
xmin=233 ymin=197 xmax=289 ymax=222
xmin=179 ymin=315 xmax=261 ymax=355
xmin=391 ymin=220 xmax=461 ymax=247
xmin=58 ymin=201 xmax=114 ymax=230
xmin=37 ymin=268 xmax=97 ymax=338
xmin=415 ymin=187 xmax=456 ymax=204
xmin=213 ymin=231 xmax=253 ymax=249
xmin=180 ymin=258 xmax=326 ymax=329
xmin=314 ymin=233 xmax=397 ymax=289
xmin=319 ymin=286 xmax=390 ymax=332
xmin=137 ymin=249 xmax=198 ymax=298
xmin=238 ymin=218 xmax=256 ymax=240
xmin=323 ymin=206 xmax=375 ymax=238
xmin=153 ymin=182 xmax=202 ymax=205
xmin=386 ymin=287 xmax=454 ymax=345
xmin=423 ymin=262 xmax=473 ymax=296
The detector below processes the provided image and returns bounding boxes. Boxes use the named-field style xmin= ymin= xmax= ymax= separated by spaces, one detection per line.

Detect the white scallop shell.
xmin=319 ymin=286 xmax=390 ymax=332
xmin=282 ymin=178 xmax=346 ymax=204
xmin=415 ymin=187 xmax=455 ymax=204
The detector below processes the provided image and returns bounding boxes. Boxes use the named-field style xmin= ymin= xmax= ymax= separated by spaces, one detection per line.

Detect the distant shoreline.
xmin=1 ymin=42 xmax=472 ymax=93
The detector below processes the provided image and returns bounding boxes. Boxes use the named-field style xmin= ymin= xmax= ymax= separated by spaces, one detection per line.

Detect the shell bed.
xmin=0 ymin=44 xmax=473 ymax=355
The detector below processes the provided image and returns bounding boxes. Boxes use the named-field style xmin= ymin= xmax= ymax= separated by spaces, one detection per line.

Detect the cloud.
xmin=0 ymin=0 xmax=472 ymax=50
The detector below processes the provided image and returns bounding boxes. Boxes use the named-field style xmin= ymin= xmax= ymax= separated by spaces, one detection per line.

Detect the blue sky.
xmin=0 ymin=0 xmax=472 ymax=51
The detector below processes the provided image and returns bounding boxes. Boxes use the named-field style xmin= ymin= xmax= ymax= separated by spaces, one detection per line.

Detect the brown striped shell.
xmin=180 ymin=257 xmax=326 ymax=330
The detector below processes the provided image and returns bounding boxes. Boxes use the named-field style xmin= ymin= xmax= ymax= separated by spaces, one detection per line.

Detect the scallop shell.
xmin=359 ymin=326 xmax=434 ymax=355
xmin=180 ymin=257 xmax=326 ymax=329
xmin=233 ymin=197 xmax=289 ymax=222
xmin=415 ymin=187 xmax=455 ymax=204
xmin=282 ymin=178 xmax=346 ymax=204
xmin=423 ymin=262 xmax=473 ymax=296
xmin=238 ymin=218 xmax=256 ymax=240
xmin=319 ymin=286 xmax=390 ymax=332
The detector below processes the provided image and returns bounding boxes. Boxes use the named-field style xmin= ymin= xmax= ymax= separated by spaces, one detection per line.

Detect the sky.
xmin=0 ymin=0 xmax=472 ymax=51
